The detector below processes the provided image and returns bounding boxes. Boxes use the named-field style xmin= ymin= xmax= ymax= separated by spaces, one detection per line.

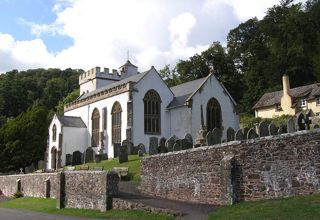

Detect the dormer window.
xmin=300 ymin=99 xmax=307 ymax=107
xmin=316 ymin=97 xmax=320 ymax=105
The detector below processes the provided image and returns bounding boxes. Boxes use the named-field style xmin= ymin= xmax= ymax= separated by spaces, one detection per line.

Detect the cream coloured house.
xmin=253 ymin=75 xmax=320 ymax=118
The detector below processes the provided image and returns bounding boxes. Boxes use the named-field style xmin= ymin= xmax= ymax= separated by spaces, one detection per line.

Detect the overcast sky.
xmin=0 ymin=0 xmax=307 ymax=73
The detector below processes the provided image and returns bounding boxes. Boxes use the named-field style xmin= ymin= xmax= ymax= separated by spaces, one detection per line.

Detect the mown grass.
xmin=71 ymin=154 xmax=142 ymax=184
xmin=209 ymin=193 xmax=320 ymax=220
xmin=0 ymin=197 xmax=174 ymax=220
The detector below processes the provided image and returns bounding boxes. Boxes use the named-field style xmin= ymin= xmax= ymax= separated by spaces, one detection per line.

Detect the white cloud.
xmin=0 ymin=0 xmax=308 ymax=73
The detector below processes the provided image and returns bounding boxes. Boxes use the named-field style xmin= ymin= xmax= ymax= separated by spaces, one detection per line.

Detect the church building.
xmin=46 ymin=60 xmax=239 ymax=169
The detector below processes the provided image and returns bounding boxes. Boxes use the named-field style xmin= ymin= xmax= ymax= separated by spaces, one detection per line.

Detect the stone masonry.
xmin=140 ymin=129 xmax=320 ymax=205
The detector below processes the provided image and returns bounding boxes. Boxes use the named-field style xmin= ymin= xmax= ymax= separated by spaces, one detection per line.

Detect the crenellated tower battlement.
xmin=79 ymin=67 xmax=121 ymax=85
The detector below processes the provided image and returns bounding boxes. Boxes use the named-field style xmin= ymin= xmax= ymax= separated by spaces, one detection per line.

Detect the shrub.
xmin=13 ymin=191 xmax=24 ymax=198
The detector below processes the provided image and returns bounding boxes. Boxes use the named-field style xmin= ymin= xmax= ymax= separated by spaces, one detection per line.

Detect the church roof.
xmin=167 ymin=77 xmax=207 ymax=109
xmin=253 ymin=83 xmax=320 ymax=109
xmin=78 ymin=69 xmax=149 ymax=101
xmin=58 ymin=116 xmax=87 ymax=128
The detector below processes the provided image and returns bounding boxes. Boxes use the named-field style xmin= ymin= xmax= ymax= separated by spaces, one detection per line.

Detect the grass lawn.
xmin=209 ymin=193 xmax=320 ymax=220
xmin=72 ymin=155 xmax=142 ymax=184
xmin=0 ymin=197 xmax=174 ymax=220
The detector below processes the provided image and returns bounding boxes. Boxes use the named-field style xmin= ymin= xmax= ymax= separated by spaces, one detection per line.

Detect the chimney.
xmin=282 ymin=74 xmax=290 ymax=95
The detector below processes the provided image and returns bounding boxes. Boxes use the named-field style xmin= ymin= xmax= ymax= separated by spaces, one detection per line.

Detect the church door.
xmin=51 ymin=147 xmax=57 ymax=170
xmin=112 ymin=102 xmax=122 ymax=144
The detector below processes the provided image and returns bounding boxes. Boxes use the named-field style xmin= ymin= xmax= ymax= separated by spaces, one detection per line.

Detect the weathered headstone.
xmin=296 ymin=113 xmax=306 ymax=131
xmin=287 ymin=118 xmax=295 ymax=133
xmin=158 ymin=137 xmax=167 ymax=153
xmin=118 ymin=145 xmax=128 ymax=164
xmin=84 ymin=147 xmax=95 ymax=163
xmin=65 ymin=154 xmax=72 ymax=166
xmin=137 ymin=143 xmax=146 ymax=154
xmin=95 ymin=154 xmax=102 ymax=163
xmin=173 ymin=140 xmax=182 ymax=151
xmin=258 ymin=121 xmax=269 ymax=137
xmin=184 ymin=133 xmax=193 ymax=145
xmin=278 ymin=125 xmax=287 ymax=135
xmin=181 ymin=138 xmax=193 ymax=150
xmin=268 ymin=123 xmax=278 ymax=136
xmin=166 ymin=135 xmax=177 ymax=152
xmin=122 ymin=140 xmax=134 ymax=155
xmin=138 ymin=149 xmax=144 ymax=157
xmin=206 ymin=131 xmax=214 ymax=146
xmin=235 ymin=129 xmax=244 ymax=141
xmin=72 ymin=151 xmax=82 ymax=166
xmin=212 ymin=128 xmax=222 ymax=145
xmin=247 ymin=128 xmax=258 ymax=139
xmin=25 ymin=163 xmax=35 ymax=174
xmin=313 ymin=124 xmax=320 ymax=129
xmin=37 ymin=160 xmax=45 ymax=171
xmin=149 ymin=137 xmax=159 ymax=155
xmin=243 ymin=127 xmax=250 ymax=138
xmin=113 ymin=143 xmax=120 ymax=158
xmin=226 ymin=127 xmax=235 ymax=142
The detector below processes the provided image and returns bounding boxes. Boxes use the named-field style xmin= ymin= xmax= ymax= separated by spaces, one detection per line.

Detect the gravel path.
xmin=118 ymin=181 xmax=216 ymax=220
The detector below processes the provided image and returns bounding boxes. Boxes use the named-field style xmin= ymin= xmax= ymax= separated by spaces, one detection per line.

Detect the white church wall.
xmin=61 ymin=127 xmax=88 ymax=165
xmin=132 ymin=69 xmax=173 ymax=152
xmin=64 ymin=92 xmax=129 ymax=158
xmin=169 ymin=106 xmax=192 ymax=139
xmin=80 ymin=80 xmax=96 ymax=94
xmin=191 ymin=76 xmax=240 ymax=140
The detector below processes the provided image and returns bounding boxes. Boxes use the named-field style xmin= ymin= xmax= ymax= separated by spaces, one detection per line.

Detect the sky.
xmin=0 ymin=0 xmax=307 ymax=73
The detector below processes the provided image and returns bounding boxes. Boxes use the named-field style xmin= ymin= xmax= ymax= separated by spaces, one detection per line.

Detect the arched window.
xmin=207 ymin=97 xmax=222 ymax=131
xmin=144 ymin=90 xmax=161 ymax=134
xmin=91 ymin=108 xmax=100 ymax=147
xmin=112 ymin=102 xmax=122 ymax=144
xmin=52 ymin=124 xmax=57 ymax=142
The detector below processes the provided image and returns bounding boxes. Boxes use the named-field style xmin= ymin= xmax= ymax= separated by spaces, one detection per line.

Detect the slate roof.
xmin=167 ymin=77 xmax=207 ymax=109
xmin=119 ymin=60 xmax=138 ymax=68
xmin=58 ymin=116 xmax=86 ymax=128
xmin=78 ymin=69 xmax=149 ymax=101
xmin=253 ymin=83 xmax=320 ymax=109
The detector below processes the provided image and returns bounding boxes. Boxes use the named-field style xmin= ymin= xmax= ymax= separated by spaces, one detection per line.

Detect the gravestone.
xmin=37 ymin=160 xmax=45 ymax=171
xmin=95 ymin=154 xmax=102 ymax=163
xmin=243 ymin=127 xmax=250 ymax=138
xmin=137 ymin=143 xmax=146 ymax=153
xmin=149 ymin=137 xmax=159 ymax=155
xmin=25 ymin=163 xmax=35 ymax=174
xmin=258 ymin=121 xmax=269 ymax=137
xmin=212 ymin=128 xmax=222 ymax=145
xmin=206 ymin=131 xmax=214 ymax=146
xmin=314 ymin=124 xmax=320 ymax=129
xmin=184 ymin=133 xmax=193 ymax=145
xmin=287 ymin=118 xmax=295 ymax=133
xmin=122 ymin=140 xmax=134 ymax=155
xmin=158 ymin=137 xmax=167 ymax=153
xmin=268 ymin=123 xmax=278 ymax=136
xmin=113 ymin=143 xmax=120 ymax=158
xmin=278 ymin=125 xmax=287 ymax=135
xmin=166 ymin=135 xmax=177 ymax=152
xmin=181 ymin=138 xmax=193 ymax=150
xmin=65 ymin=154 xmax=72 ymax=166
xmin=247 ymin=129 xmax=258 ymax=139
xmin=226 ymin=127 xmax=235 ymax=142
xmin=296 ymin=113 xmax=306 ymax=131
xmin=118 ymin=145 xmax=128 ymax=164
xmin=72 ymin=151 xmax=82 ymax=166
xmin=173 ymin=140 xmax=182 ymax=151
xmin=84 ymin=147 xmax=95 ymax=163
xmin=235 ymin=129 xmax=244 ymax=141
xmin=138 ymin=149 xmax=144 ymax=157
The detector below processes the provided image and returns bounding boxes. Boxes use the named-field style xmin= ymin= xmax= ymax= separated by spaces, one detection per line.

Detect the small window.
xmin=316 ymin=97 xmax=320 ymax=105
xmin=52 ymin=124 xmax=57 ymax=142
xmin=143 ymin=90 xmax=161 ymax=134
xmin=300 ymin=99 xmax=307 ymax=107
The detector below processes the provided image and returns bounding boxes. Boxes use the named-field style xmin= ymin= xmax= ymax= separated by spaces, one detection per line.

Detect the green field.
xmin=0 ymin=197 xmax=174 ymax=220
xmin=71 ymin=154 xmax=142 ymax=184
xmin=209 ymin=194 xmax=320 ymax=220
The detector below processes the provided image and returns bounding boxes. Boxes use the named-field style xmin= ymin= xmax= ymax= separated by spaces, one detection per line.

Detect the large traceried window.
xmin=91 ymin=108 xmax=100 ymax=147
xmin=207 ymin=97 xmax=222 ymax=131
xmin=144 ymin=90 xmax=161 ymax=134
xmin=112 ymin=102 xmax=122 ymax=144
xmin=52 ymin=124 xmax=57 ymax=142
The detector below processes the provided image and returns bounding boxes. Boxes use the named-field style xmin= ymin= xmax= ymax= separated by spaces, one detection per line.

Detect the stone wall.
xmin=140 ymin=130 xmax=320 ymax=205
xmin=0 ymin=171 xmax=119 ymax=211
xmin=0 ymin=173 xmax=58 ymax=198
